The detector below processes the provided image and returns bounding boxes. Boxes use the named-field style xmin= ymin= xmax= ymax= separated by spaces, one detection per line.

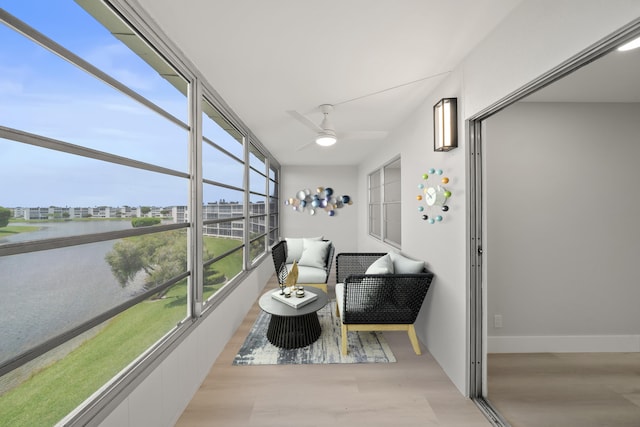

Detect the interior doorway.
xmin=468 ymin=19 xmax=640 ymax=427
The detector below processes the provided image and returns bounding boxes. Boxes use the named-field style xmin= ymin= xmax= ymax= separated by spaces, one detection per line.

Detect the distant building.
xmin=70 ymin=207 xmax=90 ymax=218
xmin=22 ymin=207 xmax=50 ymax=220
xmin=12 ymin=207 xmax=24 ymax=218
xmin=172 ymin=206 xmax=188 ymax=223
xmin=11 ymin=202 xmax=267 ymax=239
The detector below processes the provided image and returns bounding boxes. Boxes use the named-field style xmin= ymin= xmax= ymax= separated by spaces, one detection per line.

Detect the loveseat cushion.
xmin=298 ymin=240 xmax=331 ymax=269
xmin=287 ymin=263 xmax=327 ymax=284
xmin=285 ymin=236 xmax=323 ymax=263
xmin=365 ymin=253 xmax=394 ymax=274
xmin=389 ymin=252 xmax=425 ymax=274
xmin=335 ymin=282 xmax=345 ymax=317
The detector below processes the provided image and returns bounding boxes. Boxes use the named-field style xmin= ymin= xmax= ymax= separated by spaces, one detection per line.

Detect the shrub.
xmin=131 ymin=217 xmax=161 ymax=227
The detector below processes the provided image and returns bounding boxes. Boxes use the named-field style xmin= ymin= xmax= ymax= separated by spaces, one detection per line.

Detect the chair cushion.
xmin=335 ymin=282 xmax=344 ymax=319
xmin=287 ymin=263 xmax=327 ymax=283
xmin=298 ymin=240 xmax=331 ymax=269
xmin=285 ymin=236 xmax=322 ymax=263
xmin=365 ymin=253 xmax=394 ymax=274
xmin=389 ymin=252 xmax=424 ymax=274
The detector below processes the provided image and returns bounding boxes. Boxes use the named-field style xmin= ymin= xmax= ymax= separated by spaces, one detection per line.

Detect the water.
xmin=0 ymin=221 xmax=140 ymax=364
xmin=0 ymin=220 xmax=132 ymax=244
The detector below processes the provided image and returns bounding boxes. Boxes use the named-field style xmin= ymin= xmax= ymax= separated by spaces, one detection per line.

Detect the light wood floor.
xmin=488 ymin=352 xmax=640 ymax=427
xmin=175 ymin=277 xmax=491 ymax=427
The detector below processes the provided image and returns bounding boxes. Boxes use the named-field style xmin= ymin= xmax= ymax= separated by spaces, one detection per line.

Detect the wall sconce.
xmin=433 ymin=98 xmax=458 ymax=152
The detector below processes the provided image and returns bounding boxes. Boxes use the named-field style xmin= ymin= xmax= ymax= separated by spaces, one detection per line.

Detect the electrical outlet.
xmin=494 ymin=314 xmax=503 ymax=328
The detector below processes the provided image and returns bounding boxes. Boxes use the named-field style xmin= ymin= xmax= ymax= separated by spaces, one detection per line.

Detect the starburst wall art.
xmin=285 ymin=187 xmax=352 ymax=217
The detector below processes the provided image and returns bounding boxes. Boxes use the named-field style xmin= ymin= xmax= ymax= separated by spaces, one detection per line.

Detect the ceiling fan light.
xmin=315 ymin=130 xmax=337 ymax=146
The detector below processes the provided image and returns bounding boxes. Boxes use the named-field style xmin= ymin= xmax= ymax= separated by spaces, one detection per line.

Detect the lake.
xmin=0 ymin=220 xmax=142 ymax=364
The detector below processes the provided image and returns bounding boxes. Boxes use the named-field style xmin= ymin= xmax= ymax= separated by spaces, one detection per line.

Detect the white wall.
xmin=485 ymin=102 xmax=640 ymax=353
xmin=280 ymin=165 xmax=359 ymax=255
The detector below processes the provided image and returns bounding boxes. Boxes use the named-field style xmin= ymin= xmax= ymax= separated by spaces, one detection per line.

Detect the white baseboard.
xmin=488 ymin=335 xmax=640 ymax=353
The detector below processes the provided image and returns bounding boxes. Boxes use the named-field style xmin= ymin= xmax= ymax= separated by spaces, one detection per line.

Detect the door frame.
xmin=466 ymin=18 xmax=640 ymax=425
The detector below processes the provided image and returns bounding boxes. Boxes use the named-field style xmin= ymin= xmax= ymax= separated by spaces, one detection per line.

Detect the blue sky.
xmin=1 ymin=1 xmax=249 ymax=208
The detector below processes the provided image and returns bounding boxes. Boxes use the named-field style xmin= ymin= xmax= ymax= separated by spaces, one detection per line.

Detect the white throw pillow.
xmin=285 ymin=236 xmax=322 ymax=263
xmin=389 ymin=252 xmax=424 ymax=274
xmin=298 ymin=240 xmax=331 ymax=269
xmin=365 ymin=253 xmax=394 ymax=275
xmin=335 ymin=282 xmax=345 ymax=318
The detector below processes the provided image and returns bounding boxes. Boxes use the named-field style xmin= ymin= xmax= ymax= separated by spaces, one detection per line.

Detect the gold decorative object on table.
xmin=271 ymin=259 xmax=318 ymax=308
xmin=285 ymin=260 xmax=299 ymax=292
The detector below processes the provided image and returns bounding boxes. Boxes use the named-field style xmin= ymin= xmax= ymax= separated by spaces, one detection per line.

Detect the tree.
xmin=105 ymin=239 xmax=146 ymax=286
xmin=106 ymin=231 xmax=185 ymax=298
xmin=0 ymin=207 xmax=10 ymax=228
xmin=140 ymin=206 xmax=151 ymax=215
xmin=249 ymin=232 xmax=266 ymax=260
xmin=105 ymin=231 xmax=216 ymax=299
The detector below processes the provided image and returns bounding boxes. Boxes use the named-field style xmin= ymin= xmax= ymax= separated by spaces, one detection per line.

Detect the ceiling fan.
xmin=287 ymin=104 xmax=387 ymax=150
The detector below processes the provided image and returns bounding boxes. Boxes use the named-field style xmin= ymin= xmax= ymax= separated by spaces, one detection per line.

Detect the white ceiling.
xmin=135 ymin=0 xmax=522 ymax=165
xmin=133 ymin=1 xmax=640 ymax=165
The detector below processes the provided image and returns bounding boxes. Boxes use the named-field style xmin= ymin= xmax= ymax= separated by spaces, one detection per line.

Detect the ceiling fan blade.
xmin=339 ymin=130 xmax=388 ymax=140
xmin=296 ymin=140 xmax=319 ymax=151
xmin=287 ymin=110 xmax=322 ymax=132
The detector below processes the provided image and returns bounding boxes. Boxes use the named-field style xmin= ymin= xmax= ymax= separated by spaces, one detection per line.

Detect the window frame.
xmin=368 ymin=156 xmax=401 ymax=248
xmin=0 ymin=2 xmax=281 ymax=425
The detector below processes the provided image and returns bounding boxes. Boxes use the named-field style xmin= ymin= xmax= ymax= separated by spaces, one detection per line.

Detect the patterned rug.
xmin=232 ymin=301 xmax=396 ymax=365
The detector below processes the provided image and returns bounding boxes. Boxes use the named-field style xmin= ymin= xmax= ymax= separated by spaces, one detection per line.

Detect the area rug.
xmin=232 ymin=302 xmax=396 ymax=365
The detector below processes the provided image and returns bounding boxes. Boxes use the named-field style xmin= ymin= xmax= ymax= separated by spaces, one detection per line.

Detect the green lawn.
xmin=203 ymin=236 xmax=243 ymax=300
xmin=0 ymin=225 xmax=40 ymax=235
xmin=0 ymin=236 xmax=245 ymax=427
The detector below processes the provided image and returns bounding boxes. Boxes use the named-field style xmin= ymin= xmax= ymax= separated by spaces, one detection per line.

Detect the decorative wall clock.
xmin=417 ymin=168 xmax=452 ymax=224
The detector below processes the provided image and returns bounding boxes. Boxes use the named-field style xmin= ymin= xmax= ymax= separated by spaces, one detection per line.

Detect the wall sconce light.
xmin=433 ymin=98 xmax=458 ymax=152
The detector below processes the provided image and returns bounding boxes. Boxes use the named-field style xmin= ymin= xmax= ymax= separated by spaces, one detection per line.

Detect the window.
xmin=248 ymin=145 xmax=269 ymax=263
xmin=0 ymin=3 xmax=192 ymax=423
xmin=201 ymin=98 xmax=245 ymax=303
xmin=368 ymin=157 xmax=401 ymax=247
xmin=0 ymin=2 xmax=279 ymax=425
xmin=268 ymin=165 xmax=280 ymax=245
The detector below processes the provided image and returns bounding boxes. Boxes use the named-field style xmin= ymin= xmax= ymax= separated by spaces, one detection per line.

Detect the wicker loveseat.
xmin=271 ymin=238 xmax=334 ymax=292
xmin=335 ymin=252 xmax=434 ymax=355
